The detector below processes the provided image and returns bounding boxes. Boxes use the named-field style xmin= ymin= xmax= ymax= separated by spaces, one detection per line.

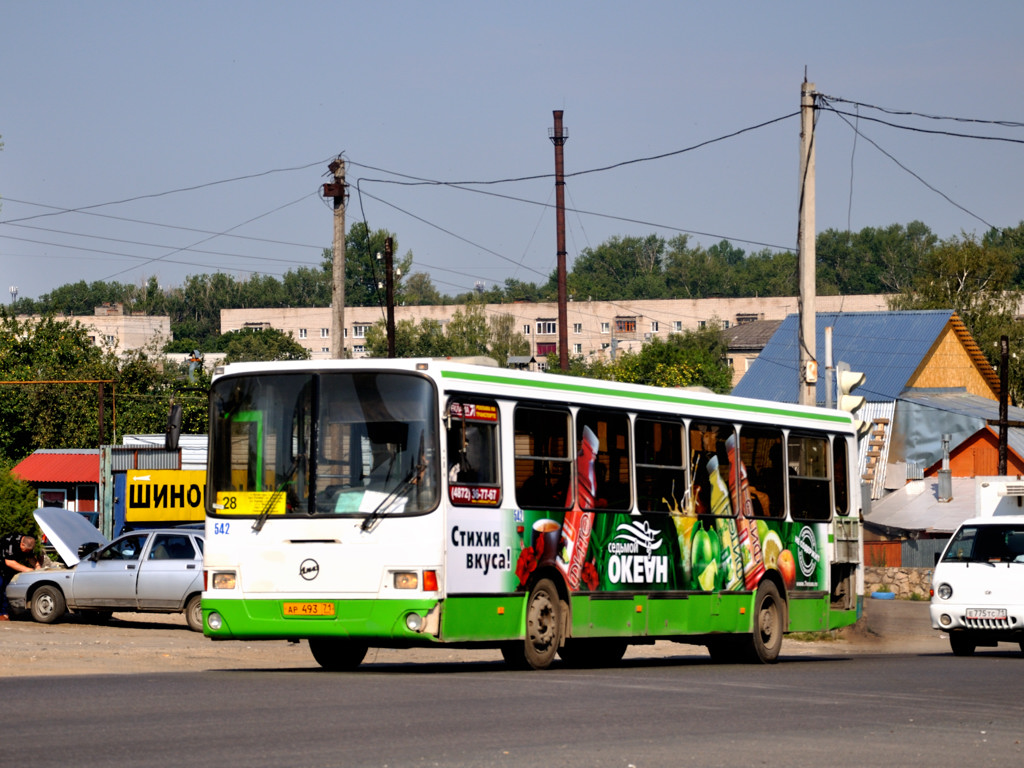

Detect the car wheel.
xmin=308 ymin=638 xmax=368 ymax=671
xmin=30 ymin=585 xmax=66 ymax=624
xmin=185 ymin=594 xmax=203 ymax=632
xmin=950 ymin=633 xmax=976 ymax=656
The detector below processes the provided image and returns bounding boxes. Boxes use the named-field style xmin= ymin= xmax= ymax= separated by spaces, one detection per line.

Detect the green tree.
xmin=445 ymin=304 xmax=491 ymax=357
xmin=344 ymin=222 xmax=413 ymax=307
xmin=401 ymin=272 xmax=443 ymax=306
xmin=0 ymin=466 xmax=40 ymax=540
xmin=560 ymin=325 xmax=731 ymax=393
xmin=566 ymin=234 xmax=667 ymax=301
xmin=0 ymin=313 xmax=114 ymax=460
xmin=365 ymin=317 xmax=452 ymax=358
xmin=221 ymin=328 xmax=311 ymax=363
xmin=890 ymin=232 xmax=1024 ymax=402
xmin=664 ymin=237 xmax=738 ymax=298
xmin=488 ymin=312 xmax=530 ymax=364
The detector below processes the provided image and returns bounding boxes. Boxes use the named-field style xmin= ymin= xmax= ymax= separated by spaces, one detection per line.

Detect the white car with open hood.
xmin=6 ymin=508 xmax=205 ymax=631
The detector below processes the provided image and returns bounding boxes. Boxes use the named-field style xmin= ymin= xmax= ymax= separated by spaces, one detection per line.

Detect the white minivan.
xmin=930 ymin=514 xmax=1024 ymax=656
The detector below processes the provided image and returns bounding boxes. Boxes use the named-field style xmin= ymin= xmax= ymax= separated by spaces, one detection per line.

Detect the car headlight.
xmin=936 ymin=583 xmax=952 ymax=600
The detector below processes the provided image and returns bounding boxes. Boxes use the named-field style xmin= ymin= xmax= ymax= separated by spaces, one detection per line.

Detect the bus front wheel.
xmin=503 ymin=578 xmax=562 ymax=670
xmin=309 ymin=638 xmax=369 ymax=671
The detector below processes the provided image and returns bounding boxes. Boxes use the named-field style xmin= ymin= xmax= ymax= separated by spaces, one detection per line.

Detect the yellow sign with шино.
xmin=126 ymin=469 xmax=206 ymax=522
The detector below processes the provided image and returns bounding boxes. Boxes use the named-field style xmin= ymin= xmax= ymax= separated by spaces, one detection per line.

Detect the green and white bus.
xmin=202 ymin=358 xmax=863 ymax=669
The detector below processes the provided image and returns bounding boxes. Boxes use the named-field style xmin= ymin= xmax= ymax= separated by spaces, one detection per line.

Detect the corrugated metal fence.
xmin=865 ymin=539 xmax=948 ymax=568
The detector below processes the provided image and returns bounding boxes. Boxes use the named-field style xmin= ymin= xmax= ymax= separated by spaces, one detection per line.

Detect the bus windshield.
xmin=208 ymin=371 xmax=439 ymax=519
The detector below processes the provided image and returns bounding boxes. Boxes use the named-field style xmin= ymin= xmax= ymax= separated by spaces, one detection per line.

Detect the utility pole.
xmin=384 ymin=236 xmax=396 ymax=358
xmin=797 ymin=79 xmax=818 ymax=406
xmin=550 ymin=110 xmax=569 ymax=372
xmin=324 ymin=158 xmax=347 ymax=359
xmin=999 ymin=335 xmax=1009 ymax=475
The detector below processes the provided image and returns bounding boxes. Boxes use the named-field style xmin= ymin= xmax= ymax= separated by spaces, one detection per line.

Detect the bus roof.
xmin=212 ymin=358 xmax=857 ymax=434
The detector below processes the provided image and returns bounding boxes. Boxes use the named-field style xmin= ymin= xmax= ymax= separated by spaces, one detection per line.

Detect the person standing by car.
xmin=1 ymin=533 xmax=40 ymax=620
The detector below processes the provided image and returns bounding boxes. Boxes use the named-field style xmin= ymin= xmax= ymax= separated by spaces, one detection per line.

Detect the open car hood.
xmin=34 ymin=508 xmax=109 ymax=566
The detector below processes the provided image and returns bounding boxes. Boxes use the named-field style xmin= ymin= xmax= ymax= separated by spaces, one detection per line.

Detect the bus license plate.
xmin=283 ymin=602 xmax=336 ymax=617
xmin=966 ymin=608 xmax=1007 ymax=620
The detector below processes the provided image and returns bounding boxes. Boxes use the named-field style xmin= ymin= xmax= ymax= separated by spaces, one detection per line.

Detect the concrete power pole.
xmin=324 ymin=158 xmax=347 ymax=359
xmin=550 ymin=110 xmax=569 ymax=372
xmin=797 ymin=80 xmax=817 ymax=406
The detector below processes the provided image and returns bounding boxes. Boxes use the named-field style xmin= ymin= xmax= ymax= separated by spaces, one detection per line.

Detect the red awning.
xmin=11 ymin=452 xmax=100 ymax=484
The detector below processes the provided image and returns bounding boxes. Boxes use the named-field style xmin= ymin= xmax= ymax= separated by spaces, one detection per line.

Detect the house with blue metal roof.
xmin=732 ymin=310 xmax=1005 ymax=507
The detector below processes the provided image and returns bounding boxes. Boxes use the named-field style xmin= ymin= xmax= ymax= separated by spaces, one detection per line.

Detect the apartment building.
xmin=221 ymin=294 xmax=891 ymax=363
xmin=30 ymin=303 xmax=171 ymax=352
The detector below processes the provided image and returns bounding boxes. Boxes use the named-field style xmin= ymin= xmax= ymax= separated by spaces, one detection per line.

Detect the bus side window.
xmin=738 ymin=426 xmax=785 ymax=519
xmin=788 ymin=434 xmax=832 ymax=522
xmin=514 ymin=406 xmax=571 ymax=511
xmin=576 ymin=408 xmax=631 ymax=512
xmin=635 ymin=418 xmax=685 ymax=513
xmin=689 ymin=421 xmax=735 ymax=517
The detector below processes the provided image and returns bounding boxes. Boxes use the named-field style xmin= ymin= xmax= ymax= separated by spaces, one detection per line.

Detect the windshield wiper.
xmin=360 ymin=460 xmax=426 ymax=533
xmin=252 ymin=456 xmax=303 ymax=533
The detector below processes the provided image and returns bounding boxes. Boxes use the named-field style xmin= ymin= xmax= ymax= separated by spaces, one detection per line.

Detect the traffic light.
xmin=836 ymin=361 xmax=869 ymax=438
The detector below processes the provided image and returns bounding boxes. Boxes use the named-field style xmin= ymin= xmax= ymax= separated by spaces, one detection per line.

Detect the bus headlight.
xmin=406 ymin=613 xmax=424 ymax=631
xmin=936 ymin=583 xmax=952 ymax=600
xmin=212 ymin=572 xmax=237 ymax=590
xmin=393 ymin=571 xmax=418 ymax=589
xmin=208 ymin=612 xmax=223 ymax=631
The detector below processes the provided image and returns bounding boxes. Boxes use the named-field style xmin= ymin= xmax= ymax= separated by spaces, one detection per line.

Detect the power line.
xmin=819 ymin=95 xmax=1024 ymax=129
xmin=0 ymin=158 xmax=333 ymax=225
xmin=819 ymin=101 xmax=996 ymax=230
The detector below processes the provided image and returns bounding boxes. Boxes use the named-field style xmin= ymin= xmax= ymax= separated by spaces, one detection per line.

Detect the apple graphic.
xmin=777 ymin=548 xmax=796 ymax=590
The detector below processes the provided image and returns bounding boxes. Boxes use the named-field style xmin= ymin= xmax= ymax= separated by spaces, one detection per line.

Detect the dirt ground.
xmin=0 ymin=598 xmax=949 ymax=677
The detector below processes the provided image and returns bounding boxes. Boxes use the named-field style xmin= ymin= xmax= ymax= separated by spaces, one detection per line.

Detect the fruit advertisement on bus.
xmin=446 ymin=506 xmax=824 ymax=596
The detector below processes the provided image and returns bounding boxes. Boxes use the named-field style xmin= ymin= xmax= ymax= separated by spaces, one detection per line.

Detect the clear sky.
xmin=2 ymin=1 xmax=1022 ymax=303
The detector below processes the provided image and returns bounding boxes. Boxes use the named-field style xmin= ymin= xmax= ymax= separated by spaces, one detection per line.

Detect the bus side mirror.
xmin=166 ymin=404 xmax=183 ymax=452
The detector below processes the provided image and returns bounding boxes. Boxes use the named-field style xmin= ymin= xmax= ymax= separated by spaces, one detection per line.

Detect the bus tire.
xmin=512 ymin=578 xmax=562 ymax=670
xmin=558 ymin=638 xmax=628 ymax=668
xmin=309 ymin=638 xmax=369 ymax=671
xmin=748 ymin=580 xmax=784 ymax=664
xmin=949 ymin=633 xmax=976 ymax=657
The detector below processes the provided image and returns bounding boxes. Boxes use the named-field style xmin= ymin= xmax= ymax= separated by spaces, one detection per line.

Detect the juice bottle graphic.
xmin=725 ymin=435 xmax=766 ymax=590
xmin=707 ymin=454 xmax=742 ymax=590
xmin=558 ymin=425 xmax=599 ymax=591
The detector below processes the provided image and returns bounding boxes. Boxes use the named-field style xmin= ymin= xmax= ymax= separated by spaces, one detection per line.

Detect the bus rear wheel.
xmin=503 ymin=578 xmax=562 ymax=670
xmin=746 ymin=580 xmax=785 ymax=664
xmin=309 ymin=638 xmax=369 ymax=671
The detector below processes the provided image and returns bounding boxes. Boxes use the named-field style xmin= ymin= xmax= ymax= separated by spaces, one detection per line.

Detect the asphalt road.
xmin=1 ymin=597 xmax=949 ymax=677
xmin=6 ymin=599 xmax=1024 ymax=767
xmin=7 ymin=638 xmax=1024 ymax=767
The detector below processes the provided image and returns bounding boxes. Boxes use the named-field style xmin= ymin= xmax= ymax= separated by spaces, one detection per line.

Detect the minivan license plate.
xmin=966 ymin=608 xmax=1007 ymax=620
